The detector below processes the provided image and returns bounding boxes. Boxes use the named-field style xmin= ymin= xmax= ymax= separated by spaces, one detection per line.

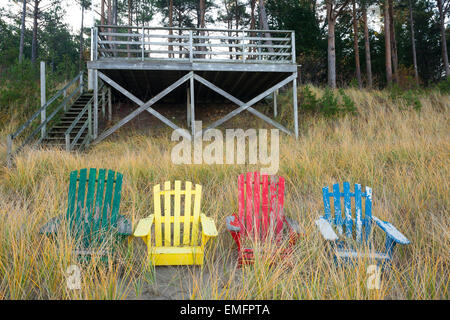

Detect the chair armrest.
xmin=39 ymin=216 xmax=61 ymax=235
xmin=372 ymin=216 xmax=410 ymax=245
xmin=226 ymin=215 xmax=240 ymax=232
xmin=285 ymin=216 xmax=302 ymax=235
xmin=201 ymin=214 xmax=218 ymax=237
xmin=117 ymin=215 xmax=132 ymax=236
xmin=315 ymin=217 xmax=339 ymax=241
xmin=133 ymin=215 xmax=154 ymax=238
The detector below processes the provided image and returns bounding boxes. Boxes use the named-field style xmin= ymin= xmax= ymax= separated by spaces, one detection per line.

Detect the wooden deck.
xmin=87 ymin=26 xmax=299 ymax=142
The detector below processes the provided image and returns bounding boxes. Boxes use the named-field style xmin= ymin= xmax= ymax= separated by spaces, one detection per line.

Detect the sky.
xmin=1 ymin=0 xmax=97 ymax=34
xmin=0 ymin=0 xmax=384 ymax=34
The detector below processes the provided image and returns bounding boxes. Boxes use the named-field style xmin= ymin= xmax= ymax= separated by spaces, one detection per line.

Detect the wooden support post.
xmin=141 ymin=26 xmax=145 ymax=61
xmin=242 ymin=33 xmax=246 ymax=62
xmin=293 ymin=74 xmax=298 ymax=139
xmin=102 ymin=88 xmax=106 ymax=117
xmin=189 ymin=31 xmax=193 ymax=63
xmin=40 ymin=61 xmax=46 ymax=139
xmin=291 ymin=31 xmax=296 ymax=63
xmin=90 ymin=27 xmax=94 ymax=61
xmin=88 ymin=101 xmax=92 ymax=139
xmin=80 ymin=72 xmax=84 ymax=94
xmin=94 ymin=69 xmax=98 ymax=139
xmin=187 ymin=87 xmax=191 ymax=128
xmin=108 ymin=87 xmax=112 ymax=121
xmin=65 ymin=133 xmax=70 ymax=152
xmin=190 ymin=75 xmax=195 ymax=136
xmin=274 ymin=89 xmax=278 ymax=117
xmin=63 ymin=88 xmax=67 ymax=112
xmin=93 ymin=27 xmax=98 ymax=61
xmin=6 ymin=135 xmax=12 ymax=168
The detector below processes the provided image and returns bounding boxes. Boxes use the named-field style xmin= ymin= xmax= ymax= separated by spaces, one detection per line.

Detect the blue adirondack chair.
xmin=315 ymin=182 xmax=410 ymax=266
xmin=40 ymin=168 xmax=132 ymax=260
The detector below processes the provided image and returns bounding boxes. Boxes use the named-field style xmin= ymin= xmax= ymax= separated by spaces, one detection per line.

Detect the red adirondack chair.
xmin=226 ymin=172 xmax=301 ymax=265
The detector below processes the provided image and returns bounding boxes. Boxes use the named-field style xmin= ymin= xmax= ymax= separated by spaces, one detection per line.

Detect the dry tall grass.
xmin=0 ymin=87 xmax=448 ymax=299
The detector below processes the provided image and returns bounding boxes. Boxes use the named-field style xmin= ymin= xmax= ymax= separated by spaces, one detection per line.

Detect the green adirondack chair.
xmin=40 ymin=168 xmax=132 ymax=260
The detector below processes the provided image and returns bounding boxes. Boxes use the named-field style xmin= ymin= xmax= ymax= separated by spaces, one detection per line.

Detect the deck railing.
xmin=6 ymin=71 xmax=84 ymax=166
xmin=64 ymin=83 xmax=109 ymax=152
xmin=93 ymin=26 xmax=296 ymax=64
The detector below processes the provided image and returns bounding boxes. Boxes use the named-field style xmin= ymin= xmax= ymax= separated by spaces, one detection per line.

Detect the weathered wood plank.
xmin=343 ymin=182 xmax=353 ymax=238
xmin=191 ymin=184 xmax=202 ymax=246
xmin=95 ymin=71 xmax=192 ymax=143
xmin=355 ymin=183 xmax=363 ymax=243
xmin=261 ymin=175 xmax=269 ymax=239
xmin=183 ymin=181 xmax=192 ymax=246
xmin=102 ymin=170 xmax=115 ymax=230
xmin=154 ymin=184 xmax=162 ymax=247
xmin=174 ymin=180 xmax=181 ymax=246
xmin=164 ymin=181 xmax=172 ymax=247
xmin=246 ymin=172 xmax=253 ymax=238
xmin=333 ymin=183 xmax=343 ymax=235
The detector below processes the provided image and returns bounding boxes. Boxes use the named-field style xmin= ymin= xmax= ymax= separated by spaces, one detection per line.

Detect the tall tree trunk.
xmin=19 ymin=0 xmax=27 ymax=63
xmin=107 ymin=0 xmax=112 ymax=37
xmin=199 ymin=0 xmax=206 ymax=28
xmin=384 ymin=0 xmax=392 ymax=86
xmin=235 ymin=0 xmax=240 ymax=32
xmin=250 ymin=0 xmax=256 ymax=31
xmin=178 ymin=11 xmax=183 ymax=58
xmin=362 ymin=5 xmax=372 ymax=88
xmin=79 ymin=4 xmax=85 ymax=71
xmin=327 ymin=21 xmax=337 ymax=88
xmin=250 ymin=0 xmax=256 ymax=56
xmin=352 ymin=0 xmax=362 ymax=88
xmin=327 ymin=2 xmax=337 ymax=88
xmin=112 ymin=0 xmax=118 ymax=25
xmin=259 ymin=0 xmax=274 ymax=53
xmin=409 ymin=0 xmax=419 ymax=85
xmin=101 ymin=0 xmax=105 ymax=25
xmin=128 ymin=0 xmax=132 ymax=58
xmin=258 ymin=0 xmax=270 ymax=37
xmin=437 ymin=0 xmax=449 ymax=78
xmin=31 ymin=0 xmax=39 ymax=64
xmin=198 ymin=0 xmax=206 ymax=58
xmin=388 ymin=0 xmax=398 ymax=83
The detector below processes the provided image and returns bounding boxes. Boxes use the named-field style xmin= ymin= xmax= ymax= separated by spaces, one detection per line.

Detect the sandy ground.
xmin=140 ymin=266 xmax=206 ymax=300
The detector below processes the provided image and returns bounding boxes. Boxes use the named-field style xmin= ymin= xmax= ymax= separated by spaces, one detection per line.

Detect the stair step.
xmin=59 ymin=120 xmax=88 ymax=123
xmin=61 ymin=116 xmax=89 ymax=118
xmin=45 ymin=136 xmax=86 ymax=140
xmin=51 ymin=126 xmax=84 ymax=129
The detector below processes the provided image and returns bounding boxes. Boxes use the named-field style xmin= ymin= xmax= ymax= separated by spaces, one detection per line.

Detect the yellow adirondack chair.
xmin=133 ymin=181 xmax=218 ymax=266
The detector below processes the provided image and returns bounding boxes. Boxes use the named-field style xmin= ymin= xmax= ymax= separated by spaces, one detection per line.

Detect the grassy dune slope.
xmin=0 ymin=87 xmax=448 ymax=299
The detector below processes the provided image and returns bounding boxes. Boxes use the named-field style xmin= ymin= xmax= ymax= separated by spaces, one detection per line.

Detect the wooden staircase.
xmin=41 ymin=91 xmax=100 ymax=149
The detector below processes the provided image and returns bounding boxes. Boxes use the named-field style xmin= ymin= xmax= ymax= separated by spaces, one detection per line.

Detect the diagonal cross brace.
xmin=193 ymin=73 xmax=296 ymax=138
xmin=94 ymin=71 xmax=193 ymax=144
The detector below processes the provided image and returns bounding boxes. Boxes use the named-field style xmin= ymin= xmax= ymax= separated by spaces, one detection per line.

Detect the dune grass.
xmin=0 ymin=86 xmax=448 ymax=299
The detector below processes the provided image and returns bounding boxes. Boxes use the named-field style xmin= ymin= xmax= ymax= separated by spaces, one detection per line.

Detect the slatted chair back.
xmin=153 ymin=181 xmax=203 ymax=247
xmin=322 ymin=182 xmax=372 ymax=244
xmin=66 ymin=168 xmax=123 ymax=249
xmin=238 ymin=172 xmax=286 ymax=241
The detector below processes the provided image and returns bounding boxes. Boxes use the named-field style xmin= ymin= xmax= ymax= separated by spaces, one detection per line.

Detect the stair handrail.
xmin=65 ymin=83 xmax=106 ymax=151
xmin=6 ymin=72 xmax=84 ymax=166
